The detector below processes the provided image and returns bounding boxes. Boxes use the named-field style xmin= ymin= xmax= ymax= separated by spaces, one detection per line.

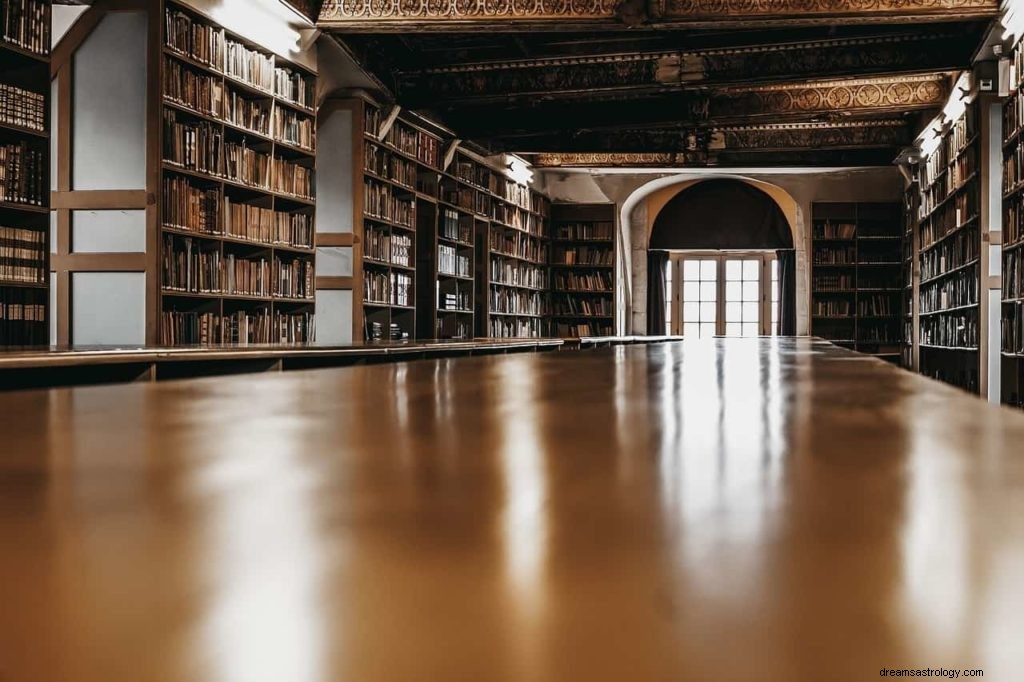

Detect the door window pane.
xmin=684 ymin=261 xmax=701 ymax=281
xmin=725 ymin=258 xmax=762 ymax=337
xmin=682 ymin=259 xmax=719 ymax=338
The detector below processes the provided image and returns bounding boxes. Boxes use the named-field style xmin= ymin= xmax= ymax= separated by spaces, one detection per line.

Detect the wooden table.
xmin=1 ymin=337 xmax=1022 ymax=681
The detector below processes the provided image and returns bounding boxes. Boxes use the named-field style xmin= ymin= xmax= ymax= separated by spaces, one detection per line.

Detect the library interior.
xmin=2 ymin=1 xmax=1024 ymax=680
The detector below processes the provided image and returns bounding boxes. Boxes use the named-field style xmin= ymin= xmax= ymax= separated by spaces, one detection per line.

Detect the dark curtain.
xmin=777 ymin=249 xmax=797 ymax=336
xmin=647 ymin=250 xmax=668 ymax=336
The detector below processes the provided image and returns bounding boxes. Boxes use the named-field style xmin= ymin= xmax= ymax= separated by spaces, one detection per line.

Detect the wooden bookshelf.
xmin=1002 ymin=43 xmax=1024 ymax=406
xmin=810 ymin=202 xmax=903 ymax=362
xmin=356 ymin=98 xmax=444 ymax=341
xmin=0 ymin=0 xmax=49 ymax=346
xmin=158 ymin=0 xmax=316 ymax=344
xmin=916 ymin=100 xmax=981 ymax=392
xmin=902 ymin=181 xmax=919 ymax=370
xmin=549 ymin=203 xmax=616 ymax=338
xmin=455 ymin=151 xmax=550 ymax=339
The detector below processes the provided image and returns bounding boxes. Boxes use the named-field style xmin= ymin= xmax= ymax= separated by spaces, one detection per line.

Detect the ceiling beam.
xmin=496 ymin=119 xmax=913 ymax=154
xmin=318 ymin=0 xmax=997 ymax=32
xmin=395 ymin=31 xmax=970 ymax=106
xmin=447 ymin=73 xmax=951 ymax=138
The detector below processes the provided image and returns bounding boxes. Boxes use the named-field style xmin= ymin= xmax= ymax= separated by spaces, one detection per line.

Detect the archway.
xmin=638 ymin=175 xmax=798 ymax=333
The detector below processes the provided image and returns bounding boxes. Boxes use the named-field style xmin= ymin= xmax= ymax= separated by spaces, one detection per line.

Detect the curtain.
xmin=647 ymin=250 xmax=668 ymax=336
xmin=777 ymin=249 xmax=797 ymax=336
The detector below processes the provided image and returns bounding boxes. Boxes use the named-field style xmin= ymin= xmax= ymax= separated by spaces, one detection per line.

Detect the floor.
xmin=1 ymin=338 xmax=1023 ymax=681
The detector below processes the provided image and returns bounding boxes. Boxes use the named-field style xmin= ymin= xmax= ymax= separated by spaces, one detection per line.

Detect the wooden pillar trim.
xmin=316 ymin=276 xmax=354 ymax=290
xmin=51 ymin=190 xmax=151 ymax=210
xmin=51 ymin=253 xmax=148 ymax=272
xmin=316 ymin=233 xmax=357 ymax=247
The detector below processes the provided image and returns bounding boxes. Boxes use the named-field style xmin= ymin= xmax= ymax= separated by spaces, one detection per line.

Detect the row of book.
xmin=491 ymin=317 xmax=546 ymax=338
xmin=552 ymin=245 xmax=613 ymax=266
xmin=382 ymin=120 xmax=439 ymax=169
xmin=0 ymin=288 xmax=45 ymax=345
xmin=439 ymin=244 xmax=471 ymax=278
xmin=1008 ymin=43 xmax=1024 ymax=95
xmin=441 ymin=183 xmax=490 ymax=216
xmin=0 ymin=83 xmax=44 ymax=133
xmin=223 ymin=198 xmax=312 ymax=248
xmin=1005 ymin=138 xmax=1024 ymax=194
xmin=364 ymin=270 xmax=413 ymax=307
xmin=812 ymin=274 xmax=853 ymax=291
xmin=1006 ymin=250 xmax=1024 ymax=301
xmin=162 ymin=236 xmax=313 ymax=299
xmin=1005 ymin=87 xmax=1024 ymax=144
xmin=919 ymin=267 xmax=978 ymax=314
xmin=0 ymin=224 xmax=45 ymax=284
xmin=921 ymin=107 xmax=976 ymax=187
xmin=492 ymin=202 xmax=543 ymax=235
xmin=858 ymin=325 xmax=900 ymax=344
xmin=0 ymin=141 xmax=44 ymax=206
xmin=859 ymin=295 xmax=898 ymax=317
xmin=554 ymin=221 xmax=614 ymax=241
xmin=440 ymin=208 xmax=473 ymax=244
xmin=813 ymin=300 xmax=852 ymax=317
xmin=364 ymin=142 xmax=416 ymax=188
xmin=364 ymin=179 xmax=415 ymax=227
xmin=1 ymin=0 xmax=48 ymax=56
xmin=1003 ymin=303 xmax=1024 ymax=355
xmin=438 ymin=289 xmax=471 ymax=312
xmin=161 ymin=309 xmax=314 ymax=345
xmin=813 ymin=246 xmax=856 ymax=266
xmin=491 ymin=256 xmax=546 ymax=290
xmin=552 ymin=295 xmax=613 ymax=317
xmin=489 ymin=231 xmax=546 ymax=263
xmin=920 ymin=309 xmax=978 ymax=348
xmin=489 ymin=287 xmax=546 ymax=316
xmin=364 ymin=226 xmax=413 ymax=268
xmin=164 ymin=6 xmax=314 ymax=111
xmin=436 ymin=316 xmax=472 ymax=339
xmin=274 ymin=108 xmax=314 ymax=151
xmin=367 ymin=320 xmax=410 ymax=342
xmin=165 ymin=57 xmax=316 ymax=151
xmin=273 ymin=158 xmax=314 ymax=200
xmin=920 ymin=226 xmax=978 ymax=282
xmin=553 ymin=272 xmax=613 ymax=293
xmin=1007 ymin=194 xmax=1024 ymax=248
xmin=813 ymin=220 xmax=856 ymax=240
xmin=920 ymin=188 xmax=977 ymax=248
xmin=555 ymin=321 xmax=613 ymax=338
xmin=163 ymin=178 xmax=313 ymax=248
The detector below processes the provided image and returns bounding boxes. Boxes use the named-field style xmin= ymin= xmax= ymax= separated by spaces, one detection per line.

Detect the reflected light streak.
xmin=191 ymin=382 xmax=326 ymax=682
xmin=493 ymin=359 xmax=549 ymax=648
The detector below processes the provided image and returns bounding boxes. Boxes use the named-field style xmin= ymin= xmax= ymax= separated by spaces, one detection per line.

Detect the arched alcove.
xmin=650 ymin=179 xmax=794 ymax=250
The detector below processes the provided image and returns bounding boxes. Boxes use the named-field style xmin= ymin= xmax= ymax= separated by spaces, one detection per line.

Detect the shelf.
xmin=490 ymin=280 xmax=546 ymax=293
xmin=0 ymin=120 xmax=47 ymax=139
xmin=918 ymin=214 xmax=979 ymax=255
xmin=488 ymin=311 xmax=545 ymax=319
xmin=920 ymin=343 xmax=979 ymax=352
xmin=0 ymin=200 xmax=47 ymax=214
xmin=919 ymin=171 xmax=978 ymax=223
xmin=920 ymin=302 xmax=978 ymax=318
xmin=919 ymin=258 xmax=979 ymax=287
xmin=489 ymin=250 xmax=546 ymax=267
xmin=0 ymin=280 xmax=46 ymax=289
xmin=0 ymin=41 xmax=49 ymax=64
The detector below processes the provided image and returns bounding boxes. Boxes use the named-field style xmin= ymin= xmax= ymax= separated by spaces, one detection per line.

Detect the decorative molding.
xmin=396 ymin=33 xmax=963 ymax=104
xmin=533 ymin=153 xmax=676 ymax=167
xmin=318 ymin=0 xmax=996 ymax=27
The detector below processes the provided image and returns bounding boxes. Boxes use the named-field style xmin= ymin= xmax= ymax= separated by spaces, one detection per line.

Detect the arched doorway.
xmin=647 ymin=179 xmax=797 ymax=337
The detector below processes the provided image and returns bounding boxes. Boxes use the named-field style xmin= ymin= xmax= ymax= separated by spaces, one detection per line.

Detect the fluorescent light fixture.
xmin=208 ymin=0 xmax=305 ymax=57
xmin=506 ymin=156 xmax=535 ymax=186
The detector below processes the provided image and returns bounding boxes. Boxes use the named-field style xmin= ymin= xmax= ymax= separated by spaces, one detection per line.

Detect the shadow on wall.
xmin=649 ymin=179 xmax=794 ymax=250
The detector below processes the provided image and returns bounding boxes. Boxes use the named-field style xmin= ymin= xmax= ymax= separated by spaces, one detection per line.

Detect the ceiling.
xmin=317 ymin=1 xmax=1000 ymax=168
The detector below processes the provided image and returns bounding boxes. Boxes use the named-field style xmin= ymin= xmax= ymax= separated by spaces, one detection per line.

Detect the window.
xmin=672 ymin=252 xmax=777 ymax=337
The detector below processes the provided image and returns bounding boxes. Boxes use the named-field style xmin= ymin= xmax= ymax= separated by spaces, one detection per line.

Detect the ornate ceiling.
xmin=318 ymin=0 xmax=996 ymax=167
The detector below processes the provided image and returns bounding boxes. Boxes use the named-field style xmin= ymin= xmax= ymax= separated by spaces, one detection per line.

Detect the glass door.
xmin=671 ymin=252 xmax=778 ymax=337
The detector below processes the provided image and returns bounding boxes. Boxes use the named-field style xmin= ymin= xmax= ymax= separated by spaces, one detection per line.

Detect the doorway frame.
xmin=668 ymin=250 xmax=779 ymax=337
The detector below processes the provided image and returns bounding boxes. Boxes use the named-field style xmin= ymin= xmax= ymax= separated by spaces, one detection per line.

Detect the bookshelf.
xmin=916 ymin=100 xmax=981 ymax=392
xmin=0 ymin=0 xmax=49 ymax=346
xmin=418 ymin=192 xmax=476 ymax=340
xmin=358 ymin=98 xmax=442 ymax=341
xmin=1002 ymin=44 xmax=1024 ymax=406
xmin=902 ymin=181 xmax=919 ymax=370
xmin=159 ymin=0 xmax=316 ymax=344
xmin=460 ymin=151 xmax=551 ymax=339
xmin=549 ymin=203 xmax=616 ymax=338
xmin=810 ymin=203 xmax=903 ymax=361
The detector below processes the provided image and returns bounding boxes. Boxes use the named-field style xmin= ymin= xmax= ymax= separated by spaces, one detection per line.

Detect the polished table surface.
xmin=2 ymin=337 xmax=1023 ymax=681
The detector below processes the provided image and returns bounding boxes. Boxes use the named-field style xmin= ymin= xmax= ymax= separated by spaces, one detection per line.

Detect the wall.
xmin=539 ymin=167 xmax=903 ymax=336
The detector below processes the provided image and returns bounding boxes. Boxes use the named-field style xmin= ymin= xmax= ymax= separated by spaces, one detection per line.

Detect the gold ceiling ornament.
xmin=532 ymin=153 xmax=677 ymax=167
